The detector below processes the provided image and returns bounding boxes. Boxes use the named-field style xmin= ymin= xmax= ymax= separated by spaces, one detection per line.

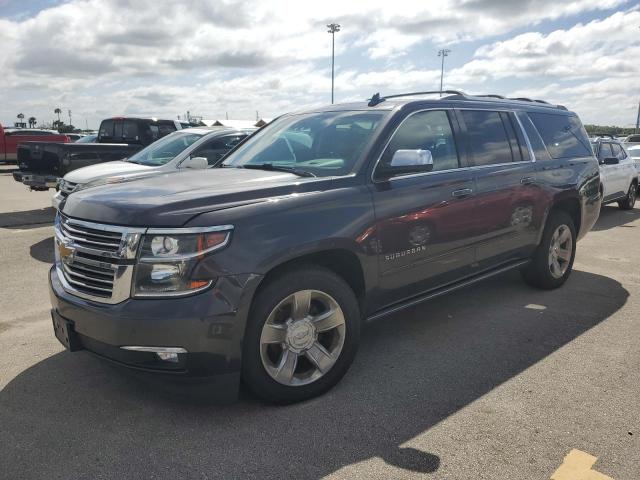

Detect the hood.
xmin=64 ymin=161 xmax=154 ymax=184
xmin=61 ymin=167 xmax=317 ymax=226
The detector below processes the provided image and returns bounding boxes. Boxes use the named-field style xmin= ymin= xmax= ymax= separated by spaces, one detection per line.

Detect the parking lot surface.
xmin=0 ymin=165 xmax=638 ymax=479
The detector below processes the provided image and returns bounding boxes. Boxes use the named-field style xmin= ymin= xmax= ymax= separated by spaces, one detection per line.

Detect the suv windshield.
xmin=127 ymin=131 xmax=203 ymax=166
xmin=221 ymin=111 xmax=386 ymax=177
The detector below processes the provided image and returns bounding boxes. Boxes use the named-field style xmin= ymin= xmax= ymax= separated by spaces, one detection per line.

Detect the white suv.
xmin=591 ymin=136 xmax=637 ymax=210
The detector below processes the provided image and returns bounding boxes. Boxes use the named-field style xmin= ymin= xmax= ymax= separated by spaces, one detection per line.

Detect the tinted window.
xmin=158 ymin=122 xmax=176 ymax=137
xmin=113 ymin=121 xmax=123 ymax=140
xmin=222 ymin=111 xmax=385 ymax=177
xmin=193 ymin=134 xmax=246 ymax=165
xmin=516 ymin=112 xmax=551 ymax=161
xmin=462 ymin=110 xmax=514 ymax=166
xmin=9 ymin=130 xmax=57 ymax=136
xmin=528 ymin=113 xmax=592 ymax=159
xmin=611 ymin=143 xmax=626 ymax=160
xmin=99 ymin=120 xmax=114 ymax=139
xmin=122 ymin=121 xmax=139 ymax=141
xmin=377 ymin=110 xmax=459 ymax=176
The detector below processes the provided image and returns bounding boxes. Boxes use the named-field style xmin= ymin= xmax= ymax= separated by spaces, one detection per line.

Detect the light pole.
xmin=437 ymin=49 xmax=451 ymax=96
xmin=327 ymin=23 xmax=341 ymax=104
xmin=635 ymin=99 xmax=640 ymax=134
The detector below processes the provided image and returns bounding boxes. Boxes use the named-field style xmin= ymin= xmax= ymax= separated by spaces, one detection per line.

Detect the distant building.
xmin=201 ymin=119 xmax=270 ymax=129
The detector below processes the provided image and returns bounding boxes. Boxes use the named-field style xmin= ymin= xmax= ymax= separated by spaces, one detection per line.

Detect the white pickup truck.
xmin=590 ymin=136 xmax=637 ymax=210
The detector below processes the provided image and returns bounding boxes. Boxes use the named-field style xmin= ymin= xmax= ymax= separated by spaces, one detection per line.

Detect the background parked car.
xmin=591 ymin=136 xmax=638 ymax=209
xmin=53 ymin=126 xmax=254 ymax=209
xmin=0 ymin=124 xmax=69 ymax=164
xmin=74 ymin=134 xmax=98 ymax=143
xmin=626 ymin=144 xmax=640 ymax=179
xmin=13 ymin=117 xmax=188 ymax=190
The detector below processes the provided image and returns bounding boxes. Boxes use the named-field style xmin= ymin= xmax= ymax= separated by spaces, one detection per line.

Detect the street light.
xmin=327 ymin=23 xmax=341 ymax=104
xmin=437 ymin=49 xmax=451 ymax=97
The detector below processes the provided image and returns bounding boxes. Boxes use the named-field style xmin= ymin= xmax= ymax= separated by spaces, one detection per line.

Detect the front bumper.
xmin=49 ymin=266 xmax=263 ymax=396
xmin=12 ymin=171 xmax=59 ymax=189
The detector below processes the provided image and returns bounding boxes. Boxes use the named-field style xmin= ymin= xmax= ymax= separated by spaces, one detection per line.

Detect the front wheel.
xmin=618 ymin=182 xmax=637 ymax=210
xmin=521 ymin=210 xmax=576 ymax=290
xmin=242 ymin=266 xmax=360 ymax=403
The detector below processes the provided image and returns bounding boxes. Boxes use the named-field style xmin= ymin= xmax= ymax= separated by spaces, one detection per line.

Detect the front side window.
xmin=222 ymin=111 xmax=386 ymax=177
xmin=127 ymin=132 xmax=204 ymax=166
xmin=193 ymin=134 xmax=247 ymax=165
xmin=597 ymin=143 xmax=613 ymax=162
xmin=528 ymin=113 xmax=592 ymax=159
xmin=462 ymin=110 xmax=516 ymax=166
xmin=611 ymin=143 xmax=627 ymax=160
xmin=377 ymin=110 xmax=459 ymax=177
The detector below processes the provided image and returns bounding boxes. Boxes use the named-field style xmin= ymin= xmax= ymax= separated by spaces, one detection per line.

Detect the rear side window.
xmin=528 ymin=113 xmax=592 ymax=159
xmin=516 ymin=112 xmax=551 ymax=161
xmin=122 ymin=121 xmax=139 ymax=141
xmin=378 ymin=110 xmax=460 ymax=176
xmin=461 ymin=110 xmax=516 ymax=166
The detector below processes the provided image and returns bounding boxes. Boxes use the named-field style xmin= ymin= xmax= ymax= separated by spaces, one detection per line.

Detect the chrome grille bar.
xmin=55 ymin=214 xmax=145 ymax=304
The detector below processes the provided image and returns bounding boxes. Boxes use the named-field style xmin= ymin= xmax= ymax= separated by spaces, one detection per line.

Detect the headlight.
xmin=133 ymin=226 xmax=232 ymax=297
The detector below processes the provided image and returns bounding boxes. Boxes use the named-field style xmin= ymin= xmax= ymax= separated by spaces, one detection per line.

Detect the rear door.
xmin=456 ymin=109 xmax=542 ymax=268
xmin=370 ymin=109 xmax=477 ymax=308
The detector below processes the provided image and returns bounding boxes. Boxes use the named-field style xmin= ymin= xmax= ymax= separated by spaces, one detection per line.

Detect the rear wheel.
xmin=521 ymin=210 xmax=576 ymax=290
xmin=618 ymin=182 xmax=637 ymax=210
xmin=242 ymin=266 xmax=360 ymax=403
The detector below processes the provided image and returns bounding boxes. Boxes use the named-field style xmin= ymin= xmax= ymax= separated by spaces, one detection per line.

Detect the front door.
xmin=369 ymin=109 xmax=477 ymax=309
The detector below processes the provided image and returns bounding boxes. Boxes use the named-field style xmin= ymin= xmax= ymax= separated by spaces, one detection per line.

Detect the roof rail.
xmin=367 ymin=91 xmax=567 ymax=110
xmin=368 ymin=90 xmax=466 ymax=106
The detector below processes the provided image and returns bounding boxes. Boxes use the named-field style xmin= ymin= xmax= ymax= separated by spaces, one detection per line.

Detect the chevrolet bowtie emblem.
xmin=58 ymin=240 xmax=76 ymax=265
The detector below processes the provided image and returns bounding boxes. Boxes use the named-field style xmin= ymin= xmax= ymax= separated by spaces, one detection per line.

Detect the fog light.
xmin=120 ymin=346 xmax=187 ymax=363
xmin=156 ymin=351 xmax=179 ymax=362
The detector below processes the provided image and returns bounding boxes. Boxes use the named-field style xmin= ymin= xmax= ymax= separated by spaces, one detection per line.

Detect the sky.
xmin=0 ymin=0 xmax=638 ymax=129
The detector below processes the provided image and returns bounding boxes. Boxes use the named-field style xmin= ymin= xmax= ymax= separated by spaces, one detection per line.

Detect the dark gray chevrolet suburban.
xmin=50 ymin=91 xmax=601 ymax=403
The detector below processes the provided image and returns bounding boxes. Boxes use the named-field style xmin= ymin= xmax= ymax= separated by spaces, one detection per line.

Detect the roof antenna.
xmin=368 ymin=92 xmax=384 ymax=107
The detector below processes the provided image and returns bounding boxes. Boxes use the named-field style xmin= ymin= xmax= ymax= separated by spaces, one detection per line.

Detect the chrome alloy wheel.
xmin=628 ymin=184 xmax=637 ymax=206
xmin=259 ymin=290 xmax=346 ymax=386
xmin=548 ymin=224 xmax=573 ymax=279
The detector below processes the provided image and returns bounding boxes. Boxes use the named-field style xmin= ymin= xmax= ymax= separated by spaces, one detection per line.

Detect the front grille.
xmin=59 ymin=215 xmax=123 ymax=253
xmin=54 ymin=215 xmax=145 ymax=304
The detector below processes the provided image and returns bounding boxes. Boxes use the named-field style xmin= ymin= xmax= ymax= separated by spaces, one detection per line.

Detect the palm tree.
xmin=17 ymin=113 xmax=24 ymax=127
xmin=54 ymin=108 xmax=61 ymax=123
xmin=28 ymin=117 xmax=36 ymax=128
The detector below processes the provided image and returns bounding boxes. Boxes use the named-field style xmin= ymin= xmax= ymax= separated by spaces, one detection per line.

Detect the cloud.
xmin=0 ymin=1 xmax=637 ymax=128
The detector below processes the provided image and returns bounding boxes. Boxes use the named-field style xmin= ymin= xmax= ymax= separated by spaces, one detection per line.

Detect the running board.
xmin=366 ymin=259 xmax=530 ymax=322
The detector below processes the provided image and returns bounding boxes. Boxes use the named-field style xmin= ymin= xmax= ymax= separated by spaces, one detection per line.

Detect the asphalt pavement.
xmin=0 ymin=165 xmax=638 ymax=479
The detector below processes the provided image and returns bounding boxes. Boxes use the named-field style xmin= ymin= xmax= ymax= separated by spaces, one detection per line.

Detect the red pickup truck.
xmin=0 ymin=123 xmax=69 ymax=163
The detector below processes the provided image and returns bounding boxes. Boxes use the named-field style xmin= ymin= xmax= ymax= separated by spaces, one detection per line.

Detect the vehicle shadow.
xmin=0 ymin=270 xmax=628 ymax=479
xmin=0 ymin=207 xmax=55 ymax=229
xmin=30 ymin=236 xmax=55 ymax=263
xmin=591 ymin=204 xmax=640 ymax=231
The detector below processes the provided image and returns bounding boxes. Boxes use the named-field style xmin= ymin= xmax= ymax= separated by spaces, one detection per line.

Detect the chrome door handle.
xmin=451 ymin=188 xmax=473 ymax=198
xmin=520 ymin=176 xmax=535 ymax=185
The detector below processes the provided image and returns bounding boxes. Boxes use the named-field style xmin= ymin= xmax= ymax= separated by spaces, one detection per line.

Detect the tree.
xmin=54 ymin=108 xmax=61 ymax=123
xmin=28 ymin=117 xmax=36 ymax=128
xmin=16 ymin=113 xmax=25 ymax=127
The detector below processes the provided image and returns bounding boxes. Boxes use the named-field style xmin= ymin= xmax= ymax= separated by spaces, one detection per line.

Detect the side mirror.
xmin=390 ymin=149 xmax=434 ymax=171
xmin=182 ymin=156 xmax=208 ymax=169
xmin=603 ymin=157 xmax=619 ymax=165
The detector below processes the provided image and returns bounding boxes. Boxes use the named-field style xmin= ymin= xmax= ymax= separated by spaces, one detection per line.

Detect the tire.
xmin=521 ymin=210 xmax=576 ymax=290
xmin=618 ymin=182 xmax=637 ymax=210
xmin=242 ymin=265 xmax=361 ymax=403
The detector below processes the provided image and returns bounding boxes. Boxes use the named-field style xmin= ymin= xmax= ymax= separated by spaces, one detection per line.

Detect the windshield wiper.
xmin=239 ymin=163 xmax=316 ymax=177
